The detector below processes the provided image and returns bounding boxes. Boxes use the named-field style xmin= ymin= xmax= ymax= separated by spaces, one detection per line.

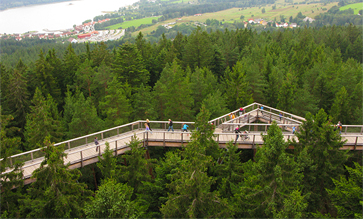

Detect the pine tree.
xmin=112 ymin=43 xmax=149 ymax=91
xmin=292 ymin=109 xmax=349 ymax=215
xmin=99 ymin=77 xmax=131 ymax=127
xmin=330 ymin=86 xmax=350 ymax=124
xmin=277 ymin=72 xmax=297 ymax=112
xmin=24 ymin=88 xmax=63 ymax=150
xmin=0 ymin=113 xmax=24 ymax=217
xmin=67 ymin=89 xmax=104 ymax=138
xmin=153 ymin=61 xmax=194 ymax=121
xmin=4 ymin=67 xmax=29 ymax=133
xmin=75 ymin=59 xmax=96 ymax=97
xmin=84 ymin=178 xmax=143 ymax=218
xmin=327 ymin=162 xmax=363 ymax=218
xmin=130 ymin=84 xmax=157 ymax=121
xmin=234 ymin=122 xmax=303 ymax=218
xmin=161 ymin=106 xmax=231 ymax=218
xmin=20 ymin=138 xmax=92 ymax=218
xmin=119 ymin=136 xmax=154 ymax=198
xmin=34 ymin=49 xmax=61 ymax=106
xmin=223 ymin=60 xmax=253 ymax=110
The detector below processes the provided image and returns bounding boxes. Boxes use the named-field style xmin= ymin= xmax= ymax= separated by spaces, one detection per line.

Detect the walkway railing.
xmin=1 ymin=120 xmax=195 ymax=168
xmin=2 ymin=102 xmax=362 ymax=169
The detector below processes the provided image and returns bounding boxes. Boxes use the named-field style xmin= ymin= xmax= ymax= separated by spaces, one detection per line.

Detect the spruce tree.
xmin=235 ymin=122 xmax=303 ymax=218
xmin=24 ymin=88 xmax=63 ymax=150
xmin=20 ymin=138 xmax=92 ymax=218
xmin=292 ymin=109 xmax=349 ymax=215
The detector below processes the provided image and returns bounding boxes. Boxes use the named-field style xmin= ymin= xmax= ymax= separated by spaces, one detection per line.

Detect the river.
xmin=0 ymin=0 xmax=139 ymax=34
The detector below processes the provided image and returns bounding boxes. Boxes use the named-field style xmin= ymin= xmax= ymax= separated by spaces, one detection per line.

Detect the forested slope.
xmin=1 ymin=25 xmax=362 ymax=218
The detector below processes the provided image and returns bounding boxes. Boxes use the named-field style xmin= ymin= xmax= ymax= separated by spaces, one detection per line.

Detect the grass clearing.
xmin=339 ymin=2 xmax=363 ymax=14
xmin=132 ymin=2 xmax=338 ymax=36
xmin=106 ymin=16 xmax=162 ymax=29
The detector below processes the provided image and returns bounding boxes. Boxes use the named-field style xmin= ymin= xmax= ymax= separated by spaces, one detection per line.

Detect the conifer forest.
xmin=1 ymin=24 xmax=363 ymax=218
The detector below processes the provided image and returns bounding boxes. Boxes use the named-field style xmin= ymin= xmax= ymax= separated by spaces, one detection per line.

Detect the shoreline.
xmin=0 ymin=0 xmax=80 ymax=12
xmin=0 ymin=0 xmax=141 ymax=35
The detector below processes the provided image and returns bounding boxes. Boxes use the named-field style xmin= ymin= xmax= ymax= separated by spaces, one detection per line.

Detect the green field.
xmin=132 ymin=2 xmax=338 ymax=36
xmin=339 ymin=2 xmax=363 ymax=14
xmin=106 ymin=16 xmax=162 ymax=29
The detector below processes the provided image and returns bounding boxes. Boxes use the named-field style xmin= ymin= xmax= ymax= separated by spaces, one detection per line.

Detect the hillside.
xmin=132 ymin=1 xmax=338 ymax=37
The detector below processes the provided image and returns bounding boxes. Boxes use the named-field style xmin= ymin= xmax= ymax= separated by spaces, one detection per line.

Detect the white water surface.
xmin=0 ymin=0 xmax=139 ymax=34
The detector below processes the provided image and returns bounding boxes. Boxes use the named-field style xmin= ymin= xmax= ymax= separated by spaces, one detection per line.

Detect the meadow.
xmin=339 ymin=2 xmax=363 ymax=14
xmin=131 ymin=1 xmax=338 ymax=36
xmin=106 ymin=16 xmax=162 ymax=30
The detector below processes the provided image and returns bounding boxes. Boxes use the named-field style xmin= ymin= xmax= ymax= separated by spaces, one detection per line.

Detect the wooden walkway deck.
xmin=2 ymin=102 xmax=362 ymax=185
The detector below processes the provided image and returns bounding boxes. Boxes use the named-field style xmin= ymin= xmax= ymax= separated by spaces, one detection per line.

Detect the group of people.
xmin=144 ymin=119 xmax=189 ymax=134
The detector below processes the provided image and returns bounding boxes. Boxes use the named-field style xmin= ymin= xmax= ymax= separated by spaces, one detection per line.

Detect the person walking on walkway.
xmin=182 ymin=123 xmax=189 ymax=132
xmin=239 ymin=107 xmax=244 ymax=117
xmin=235 ymin=127 xmax=241 ymax=142
xmin=146 ymin=119 xmax=152 ymax=131
xmin=145 ymin=123 xmax=152 ymax=134
xmin=95 ymin=137 xmax=99 ymax=152
xmin=261 ymin=106 xmax=264 ymax=115
xmin=168 ymin=119 xmax=174 ymax=132
xmin=279 ymin=113 xmax=282 ymax=121
xmin=292 ymin=126 xmax=296 ymax=134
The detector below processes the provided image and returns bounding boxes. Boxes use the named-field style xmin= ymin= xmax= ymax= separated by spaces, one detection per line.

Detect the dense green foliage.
xmin=1 ymin=23 xmax=362 ymax=218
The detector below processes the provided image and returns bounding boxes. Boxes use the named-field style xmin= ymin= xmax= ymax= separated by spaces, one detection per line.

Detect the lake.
xmin=0 ymin=0 xmax=139 ymax=34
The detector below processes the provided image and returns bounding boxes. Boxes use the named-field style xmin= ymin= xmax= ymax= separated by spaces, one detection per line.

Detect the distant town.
xmin=1 ymin=14 xmax=316 ymax=43
xmin=0 ymin=19 xmax=125 ymax=43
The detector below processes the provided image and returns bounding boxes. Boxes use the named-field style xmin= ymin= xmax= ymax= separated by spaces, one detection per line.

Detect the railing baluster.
xmin=68 ymin=142 xmax=70 ymax=149
xmin=80 ymin=151 xmax=83 ymax=168
xmin=354 ymin=136 xmax=358 ymax=151
xmin=345 ymin=126 xmax=347 ymax=134
xmin=101 ymin=132 xmax=104 ymax=140
xmin=115 ymin=141 xmax=118 ymax=156
xmin=31 ymin=152 xmax=33 ymax=161
xmin=85 ymin=137 xmax=88 ymax=145
xmin=163 ymin=132 xmax=165 ymax=147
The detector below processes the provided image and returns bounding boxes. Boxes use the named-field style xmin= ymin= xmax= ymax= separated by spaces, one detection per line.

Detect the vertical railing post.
xmin=86 ymin=137 xmax=88 ymax=145
xmin=80 ymin=151 xmax=83 ymax=167
xmin=115 ymin=141 xmax=118 ymax=156
xmin=143 ymin=132 xmax=145 ymax=147
xmin=9 ymin=157 xmax=12 ymax=167
xmin=217 ymin=134 xmax=220 ymax=144
xmin=117 ymin=128 xmax=119 ymax=135
xmin=354 ymin=136 xmax=358 ymax=151
xmin=252 ymin=135 xmax=255 ymax=147
xmin=68 ymin=142 xmax=70 ymax=149
xmin=99 ymin=145 xmax=101 ymax=156
xmin=269 ymin=113 xmax=272 ymax=123
xmin=361 ymin=126 xmax=363 ymax=135
xmin=31 ymin=152 xmax=34 ymax=161
xmin=181 ymin=133 xmax=183 ymax=145
xmin=283 ymin=113 xmax=285 ymax=124
xmin=163 ymin=132 xmax=166 ymax=147
xmin=265 ymin=125 xmax=267 ymax=132
xmin=101 ymin=132 xmax=104 ymax=140
xmin=132 ymin=123 xmax=134 ymax=131
xmin=344 ymin=126 xmax=347 ymax=134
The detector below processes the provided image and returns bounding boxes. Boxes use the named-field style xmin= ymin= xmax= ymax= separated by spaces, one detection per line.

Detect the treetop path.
xmin=2 ymin=102 xmax=363 ymax=185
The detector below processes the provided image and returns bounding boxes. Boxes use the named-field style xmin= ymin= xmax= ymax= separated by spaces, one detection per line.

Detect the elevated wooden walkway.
xmin=2 ymin=103 xmax=362 ymax=185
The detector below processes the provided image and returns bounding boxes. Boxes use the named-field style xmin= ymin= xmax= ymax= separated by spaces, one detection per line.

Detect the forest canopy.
xmin=1 ymin=24 xmax=362 ymax=218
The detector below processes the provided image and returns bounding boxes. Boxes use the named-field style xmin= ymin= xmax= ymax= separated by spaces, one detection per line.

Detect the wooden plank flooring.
xmin=7 ymin=110 xmax=362 ymax=185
